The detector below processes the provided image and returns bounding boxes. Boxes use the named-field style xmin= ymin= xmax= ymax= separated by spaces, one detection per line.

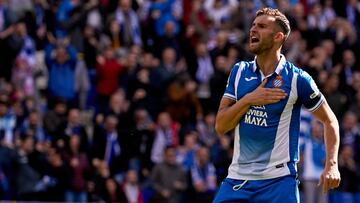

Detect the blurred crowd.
xmin=0 ymin=0 xmax=359 ymax=202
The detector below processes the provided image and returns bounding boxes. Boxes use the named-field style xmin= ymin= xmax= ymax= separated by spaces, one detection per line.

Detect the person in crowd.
xmin=190 ymin=146 xmax=217 ymax=203
xmin=151 ymin=112 xmax=180 ymax=164
xmin=334 ymin=145 xmax=359 ymax=202
xmin=95 ymin=46 xmax=125 ymax=113
xmin=0 ymin=96 xmax=16 ymax=148
xmin=92 ymin=114 xmax=123 ymax=174
xmin=18 ymin=110 xmax=46 ymax=143
xmin=43 ymin=99 xmax=67 ymax=144
xmin=120 ymin=169 xmax=144 ymax=203
xmin=100 ymin=177 xmax=127 ymax=202
xmin=114 ymin=0 xmax=142 ymax=48
xmin=45 ymin=37 xmax=77 ymax=103
xmin=302 ymin=120 xmax=328 ymax=203
xmin=150 ymin=146 xmax=187 ymax=203
xmin=60 ymin=108 xmax=88 ymax=152
xmin=176 ymin=131 xmax=199 ymax=171
xmin=62 ymin=135 xmax=90 ymax=202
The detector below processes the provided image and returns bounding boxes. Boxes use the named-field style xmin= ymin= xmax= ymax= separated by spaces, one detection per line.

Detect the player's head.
xmin=249 ymin=7 xmax=290 ymax=55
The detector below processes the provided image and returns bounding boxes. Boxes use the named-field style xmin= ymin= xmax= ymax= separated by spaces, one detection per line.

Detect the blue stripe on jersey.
xmin=289 ymin=106 xmax=301 ymax=162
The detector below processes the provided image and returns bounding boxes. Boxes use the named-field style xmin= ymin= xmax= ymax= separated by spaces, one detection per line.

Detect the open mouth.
xmin=251 ymin=37 xmax=260 ymax=43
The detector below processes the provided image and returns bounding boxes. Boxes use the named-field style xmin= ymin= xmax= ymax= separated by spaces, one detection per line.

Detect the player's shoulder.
xmin=284 ymin=61 xmax=312 ymax=79
xmin=231 ymin=60 xmax=254 ymax=72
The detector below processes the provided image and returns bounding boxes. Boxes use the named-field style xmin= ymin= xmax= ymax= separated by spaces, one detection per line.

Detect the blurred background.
xmin=0 ymin=0 xmax=359 ymax=202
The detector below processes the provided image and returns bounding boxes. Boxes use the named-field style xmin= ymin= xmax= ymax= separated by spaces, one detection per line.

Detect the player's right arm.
xmin=215 ymin=79 xmax=287 ymax=135
xmin=215 ymin=97 xmax=250 ymax=136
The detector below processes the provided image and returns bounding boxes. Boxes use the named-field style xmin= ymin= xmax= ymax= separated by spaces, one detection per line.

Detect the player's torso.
xmin=234 ymin=62 xmax=299 ymax=163
xmin=236 ymin=62 xmax=295 ymax=127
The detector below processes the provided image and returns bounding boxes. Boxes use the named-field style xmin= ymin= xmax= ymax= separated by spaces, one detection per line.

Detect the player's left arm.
xmin=311 ymin=100 xmax=341 ymax=193
xmin=298 ymin=70 xmax=341 ymax=193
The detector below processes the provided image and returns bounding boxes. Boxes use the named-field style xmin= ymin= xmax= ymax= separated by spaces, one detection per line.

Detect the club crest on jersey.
xmin=273 ymin=76 xmax=283 ymax=88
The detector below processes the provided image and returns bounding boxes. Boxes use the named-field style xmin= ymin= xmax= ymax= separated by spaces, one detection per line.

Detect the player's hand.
xmin=318 ymin=165 xmax=341 ymax=193
xmin=246 ymin=79 xmax=287 ymax=105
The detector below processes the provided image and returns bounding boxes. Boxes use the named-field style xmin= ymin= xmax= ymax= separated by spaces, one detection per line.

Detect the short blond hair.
xmin=256 ymin=7 xmax=291 ymax=38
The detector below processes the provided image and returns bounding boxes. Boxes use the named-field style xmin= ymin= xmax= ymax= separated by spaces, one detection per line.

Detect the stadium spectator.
xmin=149 ymin=0 xmax=181 ymax=38
xmin=210 ymin=135 xmax=231 ymax=184
xmin=337 ymin=49 xmax=357 ymax=92
xmin=334 ymin=145 xmax=359 ymax=202
xmin=127 ymin=52 xmax=164 ymax=118
xmin=165 ymin=77 xmax=203 ymax=133
xmin=62 ymin=135 xmax=90 ymax=203
xmin=189 ymin=146 xmax=217 ymax=203
xmin=209 ymin=55 xmax=231 ymax=112
xmin=126 ymin=108 xmax=155 ymax=176
xmin=92 ymin=114 xmax=123 ymax=174
xmin=203 ymin=0 xmax=238 ymax=29
xmin=95 ymin=46 xmax=125 ymax=113
xmin=45 ymin=147 xmax=66 ymax=201
xmin=0 ymin=97 xmax=16 ymax=147
xmin=176 ymin=131 xmax=199 ymax=171
xmin=100 ymin=177 xmax=127 ymax=202
xmin=341 ymin=111 xmax=360 ymax=145
xmin=150 ymin=146 xmax=187 ymax=203
xmin=196 ymin=112 xmax=217 ymax=148
xmin=88 ymin=159 xmax=111 ymax=201
xmin=322 ymin=73 xmax=347 ymax=119
xmin=193 ymin=42 xmax=214 ymax=110
xmin=0 ymin=22 xmax=24 ymax=82
xmin=43 ymin=99 xmax=67 ymax=143
xmin=349 ymin=90 xmax=360 ymax=116
xmin=60 ymin=108 xmax=88 ymax=153
xmin=18 ymin=110 xmax=46 ymax=143
xmin=302 ymin=120 xmax=328 ymax=203
xmin=45 ymin=37 xmax=77 ymax=103
xmin=114 ymin=0 xmax=142 ymax=48
xmin=120 ymin=169 xmax=145 ymax=203
xmin=151 ymin=112 xmax=180 ymax=164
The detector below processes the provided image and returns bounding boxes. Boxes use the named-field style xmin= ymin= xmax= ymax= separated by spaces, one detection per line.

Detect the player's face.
xmin=249 ymin=15 xmax=278 ymax=55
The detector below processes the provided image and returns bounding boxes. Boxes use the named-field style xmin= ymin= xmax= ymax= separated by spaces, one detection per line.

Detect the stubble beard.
xmin=249 ymin=40 xmax=274 ymax=55
xmin=249 ymin=33 xmax=276 ymax=55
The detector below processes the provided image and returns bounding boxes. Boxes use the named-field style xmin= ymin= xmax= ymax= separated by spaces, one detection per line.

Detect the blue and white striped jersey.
xmin=223 ymin=55 xmax=324 ymax=180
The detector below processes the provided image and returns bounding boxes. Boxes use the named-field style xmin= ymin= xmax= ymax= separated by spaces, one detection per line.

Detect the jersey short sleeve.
xmin=297 ymin=70 xmax=324 ymax=112
xmin=223 ymin=62 xmax=242 ymax=100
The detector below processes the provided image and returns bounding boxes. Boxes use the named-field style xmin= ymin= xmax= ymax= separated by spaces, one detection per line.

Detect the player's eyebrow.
xmin=252 ymin=22 xmax=267 ymax=28
xmin=258 ymin=23 xmax=267 ymax=28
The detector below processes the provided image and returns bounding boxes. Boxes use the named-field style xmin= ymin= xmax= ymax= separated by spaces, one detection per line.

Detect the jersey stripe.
xmin=268 ymin=72 xmax=298 ymax=172
xmin=234 ymin=62 xmax=244 ymax=100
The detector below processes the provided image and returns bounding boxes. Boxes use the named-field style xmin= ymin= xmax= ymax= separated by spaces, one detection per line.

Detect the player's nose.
xmin=250 ymin=25 xmax=258 ymax=33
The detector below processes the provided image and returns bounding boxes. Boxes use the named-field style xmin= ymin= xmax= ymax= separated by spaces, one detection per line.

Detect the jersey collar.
xmin=252 ymin=54 xmax=287 ymax=77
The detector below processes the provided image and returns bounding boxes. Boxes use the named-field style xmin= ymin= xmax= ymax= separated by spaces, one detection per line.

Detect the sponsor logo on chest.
xmin=244 ymin=105 xmax=268 ymax=127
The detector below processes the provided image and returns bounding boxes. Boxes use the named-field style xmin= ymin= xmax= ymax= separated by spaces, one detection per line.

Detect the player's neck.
xmin=256 ymin=50 xmax=281 ymax=76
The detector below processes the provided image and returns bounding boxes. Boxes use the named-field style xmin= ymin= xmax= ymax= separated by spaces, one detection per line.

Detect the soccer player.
xmin=213 ymin=8 xmax=341 ymax=203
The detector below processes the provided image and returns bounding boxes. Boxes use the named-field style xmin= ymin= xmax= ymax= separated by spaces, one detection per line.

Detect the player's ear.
xmin=274 ymin=32 xmax=285 ymax=43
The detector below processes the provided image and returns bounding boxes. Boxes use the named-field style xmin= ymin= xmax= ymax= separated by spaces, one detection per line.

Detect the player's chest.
xmin=236 ymin=74 xmax=293 ymax=115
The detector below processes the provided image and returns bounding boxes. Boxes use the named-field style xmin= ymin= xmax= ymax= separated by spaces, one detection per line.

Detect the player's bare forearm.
xmin=323 ymin=117 xmax=340 ymax=167
xmin=215 ymin=79 xmax=287 ymax=135
xmin=312 ymin=100 xmax=341 ymax=192
xmin=215 ymin=96 xmax=251 ymax=135
xmin=312 ymin=101 xmax=340 ymax=166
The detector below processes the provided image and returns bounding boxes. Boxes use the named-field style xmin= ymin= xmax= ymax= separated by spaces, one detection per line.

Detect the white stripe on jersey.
xmin=268 ymin=72 xmax=298 ymax=168
xmin=234 ymin=62 xmax=244 ymax=100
